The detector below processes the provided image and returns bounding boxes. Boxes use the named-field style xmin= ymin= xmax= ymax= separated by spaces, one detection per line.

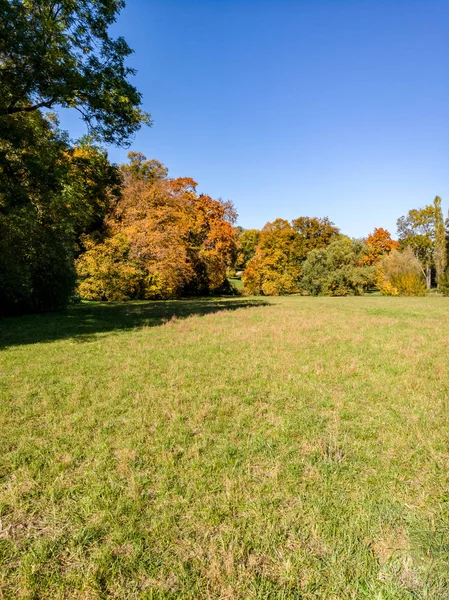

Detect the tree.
xmin=0 ymin=112 xmax=120 ymax=314
xmin=361 ymin=228 xmax=398 ymax=265
xmin=291 ymin=216 xmax=340 ymax=260
xmin=242 ymin=216 xmax=340 ymax=296
xmin=377 ymin=248 xmax=426 ymax=296
xmin=235 ymin=229 xmax=260 ymax=270
xmin=242 ymin=219 xmax=302 ymax=295
xmin=300 ymin=238 xmax=374 ymax=296
xmin=397 ymin=197 xmax=446 ymax=289
xmin=0 ymin=1 xmax=149 ymax=314
xmin=183 ymin=194 xmax=237 ymax=294
xmin=76 ymin=154 xmax=238 ymax=300
xmin=0 ymin=0 xmax=150 ymax=145
xmin=433 ymin=196 xmax=447 ymax=287
xmin=63 ymin=139 xmax=122 ymax=252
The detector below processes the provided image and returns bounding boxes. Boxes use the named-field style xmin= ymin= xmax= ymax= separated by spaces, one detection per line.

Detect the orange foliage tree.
xmin=361 ymin=228 xmax=398 ymax=266
xmin=76 ymin=154 xmax=237 ymax=300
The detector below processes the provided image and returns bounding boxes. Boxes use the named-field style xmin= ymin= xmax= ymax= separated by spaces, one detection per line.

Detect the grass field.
xmin=1 ymin=296 xmax=448 ymax=599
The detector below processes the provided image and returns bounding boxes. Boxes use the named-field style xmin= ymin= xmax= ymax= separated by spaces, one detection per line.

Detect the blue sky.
xmin=58 ymin=0 xmax=449 ymax=238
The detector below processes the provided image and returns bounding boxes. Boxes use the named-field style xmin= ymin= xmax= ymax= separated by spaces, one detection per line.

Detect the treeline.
xmin=234 ymin=195 xmax=449 ymax=297
xmin=0 ymin=142 xmax=239 ymax=315
xmin=2 ymin=129 xmax=448 ymax=315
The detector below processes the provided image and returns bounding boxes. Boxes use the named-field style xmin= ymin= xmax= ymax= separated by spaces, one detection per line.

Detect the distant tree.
xmin=235 ymin=229 xmax=260 ymax=270
xmin=121 ymin=152 xmax=168 ymax=182
xmin=0 ymin=0 xmax=150 ymax=145
xmin=242 ymin=216 xmax=339 ymax=295
xmin=361 ymin=228 xmax=398 ymax=265
xmin=433 ymin=196 xmax=447 ymax=287
xmin=377 ymin=248 xmax=426 ymax=296
xmin=76 ymin=154 xmax=237 ymax=300
xmin=397 ymin=197 xmax=447 ymax=289
xmin=183 ymin=193 xmax=238 ymax=294
xmin=242 ymin=219 xmax=302 ymax=295
xmin=292 ymin=216 xmax=340 ymax=260
xmin=300 ymin=238 xmax=373 ymax=296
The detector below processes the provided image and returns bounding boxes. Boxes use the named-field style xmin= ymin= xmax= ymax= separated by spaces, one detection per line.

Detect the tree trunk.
xmin=425 ymin=266 xmax=431 ymax=290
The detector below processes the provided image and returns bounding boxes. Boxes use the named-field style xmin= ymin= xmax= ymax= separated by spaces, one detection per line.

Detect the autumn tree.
xmin=235 ymin=229 xmax=260 ymax=270
xmin=76 ymin=154 xmax=237 ymax=300
xmin=292 ymin=216 xmax=340 ymax=260
xmin=361 ymin=228 xmax=398 ymax=265
xmin=183 ymin=194 xmax=237 ymax=294
xmin=242 ymin=219 xmax=300 ymax=295
xmin=242 ymin=216 xmax=339 ymax=296
xmin=377 ymin=248 xmax=426 ymax=296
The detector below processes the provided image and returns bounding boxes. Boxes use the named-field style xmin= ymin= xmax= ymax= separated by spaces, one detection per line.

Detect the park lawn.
xmin=0 ymin=296 xmax=448 ymax=599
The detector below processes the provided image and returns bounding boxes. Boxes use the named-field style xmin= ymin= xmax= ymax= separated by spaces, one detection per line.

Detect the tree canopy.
xmin=76 ymin=154 xmax=238 ymax=301
xmin=0 ymin=0 xmax=150 ymax=145
xmin=301 ymin=238 xmax=374 ymax=297
xmin=242 ymin=217 xmax=340 ymax=295
xmin=0 ymin=111 xmax=120 ymax=314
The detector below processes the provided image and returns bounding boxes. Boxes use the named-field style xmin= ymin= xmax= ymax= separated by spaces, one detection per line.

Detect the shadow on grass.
xmin=0 ymin=297 xmax=272 ymax=349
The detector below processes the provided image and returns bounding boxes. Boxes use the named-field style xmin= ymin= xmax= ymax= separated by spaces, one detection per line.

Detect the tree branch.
xmin=5 ymin=98 xmax=57 ymax=115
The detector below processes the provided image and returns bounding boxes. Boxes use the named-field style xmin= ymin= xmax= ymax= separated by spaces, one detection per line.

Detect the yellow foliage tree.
xmin=243 ymin=217 xmax=339 ymax=296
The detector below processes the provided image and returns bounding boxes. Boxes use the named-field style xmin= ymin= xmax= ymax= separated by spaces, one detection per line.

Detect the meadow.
xmin=1 ymin=296 xmax=448 ymax=599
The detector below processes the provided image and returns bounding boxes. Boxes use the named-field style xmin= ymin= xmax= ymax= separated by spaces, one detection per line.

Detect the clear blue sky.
xmin=57 ymin=0 xmax=449 ymax=238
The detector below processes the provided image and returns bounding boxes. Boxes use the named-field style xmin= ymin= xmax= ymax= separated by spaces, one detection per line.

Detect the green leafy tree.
xmin=0 ymin=112 xmax=120 ymax=314
xmin=0 ymin=1 xmax=148 ymax=314
xmin=300 ymin=238 xmax=373 ymax=296
xmin=0 ymin=0 xmax=150 ymax=145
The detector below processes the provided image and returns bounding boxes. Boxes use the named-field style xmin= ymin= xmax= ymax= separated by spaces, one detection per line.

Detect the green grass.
xmin=1 ymin=296 xmax=448 ymax=599
xmin=228 ymin=276 xmax=245 ymax=292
